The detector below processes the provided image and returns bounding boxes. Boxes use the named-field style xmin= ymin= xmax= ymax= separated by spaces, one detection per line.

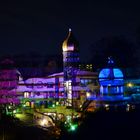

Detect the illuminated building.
xmin=0 ymin=59 xmax=21 ymax=104
xmin=16 ymin=70 xmax=97 ymax=108
xmin=79 ymin=64 xmax=93 ymax=72
xmin=83 ymin=57 xmax=132 ymax=112
xmin=98 ymin=57 xmax=124 ymax=101
xmin=15 ymin=29 xmax=98 ymax=109
xmin=62 ymin=28 xmax=80 ymax=107
xmin=1 ymin=30 xmax=135 ymax=112
xmin=0 ymin=30 xmax=136 ymax=112
xmin=124 ymin=79 xmax=140 ymax=102
xmin=0 ymin=59 xmax=22 ymax=115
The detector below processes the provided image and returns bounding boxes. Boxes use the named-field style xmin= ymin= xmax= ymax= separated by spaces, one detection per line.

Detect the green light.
xmin=52 ymin=104 xmax=55 ymax=107
xmin=70 ymin=125 xmax=76 ymax=131
xmin=23 ymin=104 xmax=26 ymax=107
xmin=66 ymin=116 xmax=71 ymax=121
xmin=69 ymin=124 xmax=78 ymax=131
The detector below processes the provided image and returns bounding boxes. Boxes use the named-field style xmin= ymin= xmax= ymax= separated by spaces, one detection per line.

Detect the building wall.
xmin=16 ymin=71 xmax=98 ymax=102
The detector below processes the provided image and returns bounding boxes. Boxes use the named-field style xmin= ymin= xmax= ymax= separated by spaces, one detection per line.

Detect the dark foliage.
xmin=89 ymin=36 xmax=138 ymax=69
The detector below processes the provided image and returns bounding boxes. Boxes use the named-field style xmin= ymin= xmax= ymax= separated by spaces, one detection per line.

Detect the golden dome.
xmin=62 ymin=28 xmax=79 ymax=52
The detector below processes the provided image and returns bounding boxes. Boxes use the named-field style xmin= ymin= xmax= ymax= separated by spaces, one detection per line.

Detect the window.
xmin=59 ymin=82 xmax=64 ymax=87
xmin=47 ymin=82 xmax=54 ymax=88
xmin=37 ymin=81 xmax=43 ymax=88
xmin=80 ymin=79 xmax=93 ymax=86
xmin=24 ymin=92 xmax=29 ymax=98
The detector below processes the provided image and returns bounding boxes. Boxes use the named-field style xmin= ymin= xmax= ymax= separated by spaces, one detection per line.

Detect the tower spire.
xmin=107 ymin=56 xmax=114 ymax=67
xmin=69 ymin=28 xmax=72 ymax=32
xmin=62 ymin=29 xmax=80 ymax=107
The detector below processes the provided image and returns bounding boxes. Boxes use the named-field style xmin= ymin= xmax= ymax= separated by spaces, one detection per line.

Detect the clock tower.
xmin=62 ymin=29 xmax=80 ymax=107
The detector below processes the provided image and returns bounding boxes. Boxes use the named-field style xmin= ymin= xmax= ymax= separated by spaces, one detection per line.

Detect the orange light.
xmin=127 ymin=83 xmax=133 ymax=87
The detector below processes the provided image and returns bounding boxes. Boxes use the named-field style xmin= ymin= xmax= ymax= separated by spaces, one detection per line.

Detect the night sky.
xmin=0 ymin=0 xmax=140 ymax=63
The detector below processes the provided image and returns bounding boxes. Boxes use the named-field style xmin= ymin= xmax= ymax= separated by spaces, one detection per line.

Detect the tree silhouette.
xmin=89 ymin=36 xmax=137 ymax=69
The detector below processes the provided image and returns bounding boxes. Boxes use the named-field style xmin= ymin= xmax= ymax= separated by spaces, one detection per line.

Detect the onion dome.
xmin=62 ymin=28 xmax=79 ymax=52
xmin=99 ymin=57 xmax=123 ymax=81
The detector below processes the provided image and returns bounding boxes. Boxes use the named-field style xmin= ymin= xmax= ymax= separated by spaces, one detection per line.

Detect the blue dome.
xmin=99 ymin=68 xmax=123 ymax=81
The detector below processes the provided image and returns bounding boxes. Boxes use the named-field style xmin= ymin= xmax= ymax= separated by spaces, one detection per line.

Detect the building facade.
xmin=15 ymin=29 xmax=98 ymax=109
xmin=98 ymin=57 xmax=124 ymax=101
xmin=17 ymin=71 xmax=98 ymax=108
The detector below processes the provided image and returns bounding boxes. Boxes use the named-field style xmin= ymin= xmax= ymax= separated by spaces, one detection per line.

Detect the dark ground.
xmin=59 ymin=110 xmax=140 ymax=140
xmin=1 ymin=110 xmax=140 ymax=140
xmin=0 ymin=115 xmax=57 ymax=140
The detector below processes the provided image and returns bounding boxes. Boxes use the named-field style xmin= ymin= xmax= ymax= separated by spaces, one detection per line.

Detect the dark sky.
xmin=0 ymin=0 xmax=140 ymax=62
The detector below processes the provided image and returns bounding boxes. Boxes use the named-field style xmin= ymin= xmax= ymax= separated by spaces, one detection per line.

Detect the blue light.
xmin=99 ymin=69 xmax=110 ymax=79
xmin=99 ymin=68 xmax=123 ymax=81
xmin=113 ymin=69 xmax=123 ymax=78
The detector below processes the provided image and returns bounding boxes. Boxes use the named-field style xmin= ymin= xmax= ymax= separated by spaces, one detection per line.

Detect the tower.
xmin=62 ymin=29 xmax=80 ymax=107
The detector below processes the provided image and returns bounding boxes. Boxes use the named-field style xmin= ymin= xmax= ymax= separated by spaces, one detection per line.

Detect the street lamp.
xmin=127 ymin=83 xmax=133 ymax=88
xmin=86 ymin=92 xmax=91 ymax=98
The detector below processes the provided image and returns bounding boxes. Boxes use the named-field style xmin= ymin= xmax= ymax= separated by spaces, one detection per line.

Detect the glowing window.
xmin=99 ymin=68 xmax=123 ymax=80
xmin=24 ymin=92 xmax=29 ymax=98
xmin=37 ymin=81 xmax=43 ymax=88
xmin=25 ymin=101 xmax=30 ymax=106
xmin=47 ymin=82 xmax=54 ymax=88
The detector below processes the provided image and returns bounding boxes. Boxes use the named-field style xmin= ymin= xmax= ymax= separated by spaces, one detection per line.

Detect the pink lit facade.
xmin=0 ymin=59 xmax=20 ymax=104
xmin=16 ymin=71 xmax=98 ymax=102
